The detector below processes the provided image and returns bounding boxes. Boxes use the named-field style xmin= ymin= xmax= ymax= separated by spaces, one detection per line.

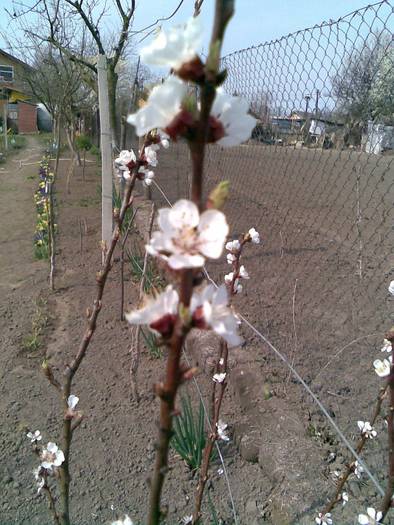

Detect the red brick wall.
xmin=18 ymin=101 xmax=37 ymax=133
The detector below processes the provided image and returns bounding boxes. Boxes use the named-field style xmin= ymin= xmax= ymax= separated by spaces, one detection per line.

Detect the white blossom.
xmin=227 ymin=253 xmax=236 ymax=265
xmin=239 ymin=265 xmax=249 ymax=279
xmin=233 ymin=280 xmax=243 ymax=294
xmin=140 ymin=16 xmax=203 ymax=70
xmin=213 ymin=372 xmax=226 ymax=383
xmin=125 ymin=286 xmax=179 ymax=335
xmin=225 ymin=239 xmax=241 ymax=252
xmin=67 ymin=395 xmax=79 ymax=410
xmin=160 ymin=132 xmax=170 ymax=149
xmin=41 ymin=442 xmax=65 ymax=471
xmin=27 ymin=430 xmax=42 ymax=443
xmin=211 ymin=88 xmax=256 ymax=147
xmin=357 ymin=421 xmax=377 ymax=439
xmin=354 ymin=460 xmax=364 ymax=479
xmin=191 ymin=284 xmax=242 ymax=347
xmin=144 ymin=144 xmax=159 ymax=167
xmin=33 ymin=467 xmax=45 ymax=494
xmin=147 ymin=199 xmax=229 ymax=269
xmin=315 ymin=513 xmax=332 ymax=525
xmin=389 ymin=280 xmax=394 ymax=295
xmin=127 ymin=76 xmax=187 ymax=136
xmin=358 ymin=507 xmax=382 ymax=524
xmin=217 ymin=467 xmax=224 ymax=475
xmin=181 ymin=516 xmax=193 ymax=525
xmin=224 ymin=272 xmax=234 ymax=285
xmin=217 ymin=420 xmax=229 ymax=441
xmin=139 ymin=168 xmax=155 ymax=186
xmin=341 ymin=492 xmax=348 ymax=506
xmin=224 ymin=272 xmax=243 ymax=292
xmin=114 ymin=150 xmax=136 ymax=179
xmin=111 ymin=515 xmax=134 ymax=525
xmin=248 ymin=227 xmax=260 ymax=244
xmin=373 ymin=357 xmax=392 ymax=377
xmin=381 ymin=339 xmax=392 ymax=352
xmin=114 ymin=150 xmax=136 ymax=169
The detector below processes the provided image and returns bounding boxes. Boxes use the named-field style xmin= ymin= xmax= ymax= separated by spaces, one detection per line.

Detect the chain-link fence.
xmin=152 ymin=1 xmax=394 ymax=425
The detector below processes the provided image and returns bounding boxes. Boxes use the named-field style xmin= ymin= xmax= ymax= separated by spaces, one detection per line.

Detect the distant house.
xmin=271 ymin=111 xmax=343 ymax=144
xmin=365 ymin=121 xmax=394 ymax=154
xmin=0 ymin=49 xmax=38 ymax=134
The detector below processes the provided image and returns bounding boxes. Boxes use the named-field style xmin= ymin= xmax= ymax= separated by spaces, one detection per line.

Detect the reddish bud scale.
xmin=165 ymin=109 xmax=195 ymax=141
xmin=207 ymin=116 xmax=225 ymax=143
xmin=150 ymin=314 xmax=178 ymax=338
xmin=126 ymin=160 xmax=136 ymax=171
xmin=192 ymin=306 xmax=207 ymax=330
xmin=176 ymin=56 xmax=205 ymax=83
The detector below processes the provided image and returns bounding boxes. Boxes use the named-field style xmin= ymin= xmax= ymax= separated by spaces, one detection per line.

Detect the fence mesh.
xmin=152 ymin=0 xmax=394 ymax=409
xmin=139 ymin=1 xmax=394 ymax=520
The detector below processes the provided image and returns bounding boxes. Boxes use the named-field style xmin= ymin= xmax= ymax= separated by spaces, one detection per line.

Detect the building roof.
xmin=0 ymin=48 xmax=34 ymax=71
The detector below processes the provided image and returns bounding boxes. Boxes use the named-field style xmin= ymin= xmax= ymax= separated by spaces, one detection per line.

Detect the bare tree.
xmin=7 ymin=0 xmax=136 ymax=144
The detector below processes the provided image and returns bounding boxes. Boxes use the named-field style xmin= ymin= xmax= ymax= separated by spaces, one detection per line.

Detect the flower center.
xmin=41 ymin=450 xmax=56 ymax=464
xmin=173 ymin=226 xmax=199 ymax=253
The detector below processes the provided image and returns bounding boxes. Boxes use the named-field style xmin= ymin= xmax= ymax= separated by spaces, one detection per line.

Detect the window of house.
xmin=0 ymin=65 xmax=14 ymax=82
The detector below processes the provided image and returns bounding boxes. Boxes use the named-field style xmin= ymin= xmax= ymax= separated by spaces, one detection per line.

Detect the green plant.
xmin=125 ymin=246 xmax=156 ymax=293
xmin=75 ymin=133 xmax=92 ymax=152
xmin=90 ymin=144 xmax=101 ymax=161
xmin=141 ymin=328 xmax=162 ymax=359
xmin=10 ymin=135 xmax=27 ymax=150
xmin=208 ymin=492 xmax=220 ymax=525
xmin=22 ymin=297 xmax=48 ymax=352
xmin=113 ymin=186 xmax=135 ymax=233
xmin=171 ymin=395 xmax=208 ymax=470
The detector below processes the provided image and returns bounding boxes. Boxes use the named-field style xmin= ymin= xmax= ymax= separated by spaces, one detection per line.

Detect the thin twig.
xmin=322 ymin=380 xmax=389 ymax=515
xmin=193 ymin=340 xmax=228 ymax=523
xmin=120 ymin=207 xmax=139 ymax=321
xmin=52 ymin=138 xmax=152 ymax=525
xmin=43 ymin=484 xmax=61 ymax=525
xmin=129 ymin=203 xmax=155 ymax=401
xmin=193 ymin=228 xmax=245 ymax=523
xmin=78 ymin=218 xmax=83 ymax=256
xmin=147 ymin=3 xmax=234 ymax=521
xmin=286 ymin=279 xmax=298 ymax=384
xmin=380 ymin=330 xmax=394 ymax=521
xmin=48 ymin=180 xmax=55 ymax=291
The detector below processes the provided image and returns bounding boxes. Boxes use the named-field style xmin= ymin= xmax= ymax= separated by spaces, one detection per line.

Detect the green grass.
xmin=125 ymin=245 xmax=160 ymax=293
xmin=0 ymin=134 xmax=27 ymax=158
xmin=171 ymin=395 xmax=208 ymax=471
xmin=34 ymin=242 xmax=50 ymax=260
xmin=141 ymin=329 xmax=162 ymax=359
xmin=22 ymin=296 xmax=49 ymax=353
xmin=77 ymin=195 xmax=100 ymax=207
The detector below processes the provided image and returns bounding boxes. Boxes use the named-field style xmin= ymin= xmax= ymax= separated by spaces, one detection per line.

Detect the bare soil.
xmin=0 ymin=137 xmax=393 ymax=524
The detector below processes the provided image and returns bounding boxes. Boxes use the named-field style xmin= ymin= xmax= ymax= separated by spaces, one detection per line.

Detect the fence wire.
xmin=146 ymin=2 xmax=394 ymax=520
xmin=152 ymin=0 xmax=394 ymax=422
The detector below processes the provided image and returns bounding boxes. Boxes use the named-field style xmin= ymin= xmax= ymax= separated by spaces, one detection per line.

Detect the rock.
xmin=240 ymin=432 xmax=260 ymax=463
xmin=245 ymin=498 xmax=257 ymax=515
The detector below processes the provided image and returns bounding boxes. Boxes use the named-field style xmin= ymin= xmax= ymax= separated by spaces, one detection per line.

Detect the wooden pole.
xmin=97 ymin=54 xmax=113 ymax=260
xmin=3 ymin=90 xmax=8 ymax=151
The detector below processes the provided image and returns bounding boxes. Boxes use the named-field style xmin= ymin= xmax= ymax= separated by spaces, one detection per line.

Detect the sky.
xmin=0 ymin=0 xmax=383 ymax=58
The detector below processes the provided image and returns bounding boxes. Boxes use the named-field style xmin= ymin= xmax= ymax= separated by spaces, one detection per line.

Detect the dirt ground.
xmin=1 ymin=137 xmax=393 ymax=524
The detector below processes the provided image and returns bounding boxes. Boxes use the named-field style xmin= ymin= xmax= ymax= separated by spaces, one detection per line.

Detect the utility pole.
xmin=1 ymin=88 xmax=8 ymax=151
xmin=304 ymin=93 xmax=311 ymax=116
xmin=97 ymin=54 xmax=113 ymax=260
xmin=315 ymin=89 xmax=320 ymax=117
